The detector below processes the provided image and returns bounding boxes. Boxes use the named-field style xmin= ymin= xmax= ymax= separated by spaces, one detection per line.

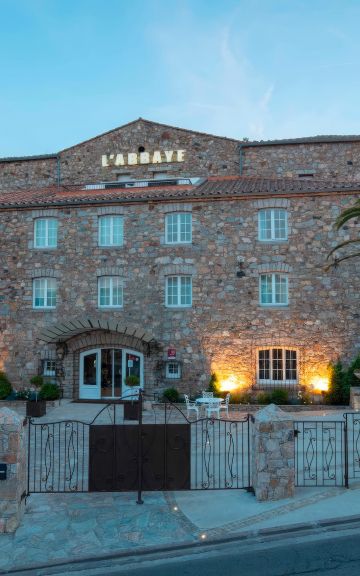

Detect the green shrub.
xmin=0 ymin=372 xmax=12 ymax=400
xmin=270 ymin=389 xmax=289 ymax=405
xmin=163 ymin=387 xmax=180 ymax=403
xmin=16 ymin=388 xmax=33 ymax=400
xmin=125 ymin=375 xmax=140 ymax=387
xmin=39 ymin=383 xmax=60 ymax=400
xmin=344 ymin=353 xmax=360 ymax=389
xmin=325 ymin=361 xmax=349 ymax=405
xmin=256 ymin=392 xmax=272 ymax=405
xmin=229 ymin=391 xmax=253 ymax=404
xmin=30 ymin=375 xmax=44 ymax=388
xmin=208 ymin=373 xmax=220 ymax=396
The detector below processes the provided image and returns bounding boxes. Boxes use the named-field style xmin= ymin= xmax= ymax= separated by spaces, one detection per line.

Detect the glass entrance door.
xmin=100 ymin=349 xmax=123 ymax=398
xmin=79 ymin=348 xmax=142 ymax=400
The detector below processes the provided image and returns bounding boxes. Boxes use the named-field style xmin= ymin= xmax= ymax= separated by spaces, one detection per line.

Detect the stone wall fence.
xmin=0 ymin=408 xmax=27 ymax=533
xmin=252 ymin=404 xmax=295 ymax=501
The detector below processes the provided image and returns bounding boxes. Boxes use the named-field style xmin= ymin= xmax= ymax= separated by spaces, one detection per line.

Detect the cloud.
xmin=147 ymin=15 xmax=274 ymax=140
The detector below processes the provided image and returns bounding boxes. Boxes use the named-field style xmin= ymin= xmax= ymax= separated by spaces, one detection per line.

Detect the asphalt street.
xmin=9 ymin=519 xmax=360 ymax=576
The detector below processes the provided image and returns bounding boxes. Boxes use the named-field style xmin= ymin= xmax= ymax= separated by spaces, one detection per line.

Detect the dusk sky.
xmin=1 ymin=0 xmax=360 ymax=156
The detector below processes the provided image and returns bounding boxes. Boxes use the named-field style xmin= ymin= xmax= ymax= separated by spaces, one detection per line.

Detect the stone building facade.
xmin=0 ymin=119 xmax=360 ymax=400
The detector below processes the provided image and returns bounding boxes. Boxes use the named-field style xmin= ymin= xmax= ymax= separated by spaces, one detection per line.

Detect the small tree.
xmin=325 ymin=361 xmax=349 ymax=405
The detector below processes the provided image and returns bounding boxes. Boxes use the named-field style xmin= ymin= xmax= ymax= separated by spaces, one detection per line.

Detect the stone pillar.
xmin=350 ymin=387 xmax=360 ymax=410
xmin=0 ymin=408 xmax=27 ymax=533
xmin=252 ymin=404 xmax=295 ymax=501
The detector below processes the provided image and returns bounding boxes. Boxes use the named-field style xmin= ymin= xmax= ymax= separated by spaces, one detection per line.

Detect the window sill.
xmin=32 ymin=247 xmax=58 ymax=250
xmin=259 ymin=304 xmax=289 ymax=308
xmin=32 ymin=307 xmax=56 ymax=311
xmin=165 ymin=305 xmax=192 ymax=309
xmin=164 ymin=242 xmax=192 ymax=246
xmin=257 ymin=239 xmax=288 ymax=244
xmin=97 ymin=306 xmax=123 ymax=310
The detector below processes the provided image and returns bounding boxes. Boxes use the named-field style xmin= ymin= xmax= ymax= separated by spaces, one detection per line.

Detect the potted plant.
xmin=124 ymin=374 xmax=140 ymax=420
xmin=26 ymin=376 xmax=46 ymax=417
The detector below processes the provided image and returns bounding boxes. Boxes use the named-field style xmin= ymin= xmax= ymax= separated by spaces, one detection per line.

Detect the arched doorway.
xmin=79 ymin=347 xmax=144 ymax=400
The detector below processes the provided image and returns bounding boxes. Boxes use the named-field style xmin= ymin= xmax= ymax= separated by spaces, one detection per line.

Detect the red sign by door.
xmin=167 ymin=348 xmax=176 ymax=359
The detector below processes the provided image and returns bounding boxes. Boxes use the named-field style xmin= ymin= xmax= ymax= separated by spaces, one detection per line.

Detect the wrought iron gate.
xmin=294 ymin=413 xmax=360 ymax=488
xmin=27 ymin=395 xmax=252 ymax=497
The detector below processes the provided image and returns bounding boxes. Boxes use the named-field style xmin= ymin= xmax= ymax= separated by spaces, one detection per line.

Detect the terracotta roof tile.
xmin=0 ymin=177 xmax=359 ymax=209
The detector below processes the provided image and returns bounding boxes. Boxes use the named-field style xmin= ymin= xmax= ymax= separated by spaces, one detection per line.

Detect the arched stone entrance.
xmin=38 ymin=317 xmax=158 ymax=400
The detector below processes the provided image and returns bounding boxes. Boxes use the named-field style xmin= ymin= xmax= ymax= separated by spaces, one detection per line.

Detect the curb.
xmin=3 ymin=513 xmax=360 ymax=575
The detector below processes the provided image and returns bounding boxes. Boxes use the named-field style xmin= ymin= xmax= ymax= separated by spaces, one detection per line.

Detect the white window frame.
xmin=258 ymin=209 xmax=288 ymax=241
xmin=33 ymin=278 xmax=57 ymax=309
xmin=98 ymin=276 xmax=123 ymax=308
xmin=98 ymin=215 xmax=124 ymax=247
xmin=257 ymin=347 xmax=298 ymax=386
xmin=165 ymin=213 xmax=192 ymax=244
xmin=259 ymin=273 xmax=288 ymax=306
xmin=34 ymin=218 xmax=58 ymax=248
xmin=165 ymin=276 xmax=192 ymax=308
xmin=165 ymin=361 xmax=181 ymax=379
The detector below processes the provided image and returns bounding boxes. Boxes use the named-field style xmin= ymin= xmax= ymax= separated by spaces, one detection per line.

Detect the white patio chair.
xmin=202 ymin=391 xmax=214 ymax=398
xmin=219 ymin=393 xmax=231 ymax=418
xmin=206 ymin=402 xmax=220 ymax=419
xmin=184 ymin=394 xmax=199 ymax=418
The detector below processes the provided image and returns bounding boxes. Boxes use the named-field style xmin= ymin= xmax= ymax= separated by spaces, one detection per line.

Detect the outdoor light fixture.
xmin=55 ymin=342 xmax=68 ymax=360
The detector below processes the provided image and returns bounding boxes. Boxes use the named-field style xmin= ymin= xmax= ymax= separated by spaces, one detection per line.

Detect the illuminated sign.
xmin=101 ymin=149 xmax=185 ymax=167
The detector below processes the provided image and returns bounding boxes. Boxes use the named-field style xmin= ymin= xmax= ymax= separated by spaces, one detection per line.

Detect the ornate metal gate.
xmin=27 ymin=395 xmax=252 ymax=497
xmin=294 ymin=413 xmax=360 ymax=488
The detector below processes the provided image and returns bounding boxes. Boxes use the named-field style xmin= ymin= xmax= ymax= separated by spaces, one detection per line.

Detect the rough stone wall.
xmin=1 ymin=191 xmax=360 ymax=397
xmin=0 ymin=408 xmax=27 ymax=533
xmin=242 ymin=141 xmax=360 ymax=180
xmin=0 ymin=157 xmax=57 ymax=192
xmin=252 ymin=404 xmax=295 ymax=501
xmin=57 ymin=120 xmax=240 ymax=185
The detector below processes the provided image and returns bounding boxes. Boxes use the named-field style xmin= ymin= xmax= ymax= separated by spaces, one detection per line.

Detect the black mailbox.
xmin=0 ymin=463 xmax=7 ymax=481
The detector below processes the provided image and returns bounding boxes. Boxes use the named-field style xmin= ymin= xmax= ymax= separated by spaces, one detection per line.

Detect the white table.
xmin=195 ymin=397 xmax=224 ymax=417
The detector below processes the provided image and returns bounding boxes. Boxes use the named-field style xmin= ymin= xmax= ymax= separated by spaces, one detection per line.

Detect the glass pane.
xmin=179 ymin=213 xmax=191 ymax=242
xmin=101 ymin=349 xmax=113 ymax=397
xmin=114 ymin=349 xmax=122 ymax=397
xmin=275 ymin=275 xmax=287 ymax=304
xmin=99 ymin=217 xmax=111 ymax=245
xmin=260 ymin=274 xmax=272 ymax=304
xmin=166 ymin=276 xmax=178 ymax=306
xmin=83 ymin=353 xmax=97 ymax=386
xmin=258 ymin=350 xmax=270 ymax=380
xmin=99 ymin=277 xmax=111 ymax=306
xmin=47 ymin=219 xmax=58 ymax=247
xmin=112 ymin=277 xmax=123 ymax=306
xmin=259 ymin=210 xmax=271 ymax=240
xmin=180 ymin=276 xmax=191 ymax=306
xmin=46 ymin=279 xmax=57 ymax=307
xmin=126 ymin=353 xmax=141 ymax=381
xmin=285 ymin=350 xmax=297 ymax=380
xmin=35 ymin=219 xmax=47 ymax=247
xmin=166 ymin=214 xmax=178 ymax=243
xmin=273 ymin=209 xmax=287 ymax=240
xmin=112 ymin=217 xmax=123 ymax=246
xmin=272 ymin=349 xmax=284 ymax=380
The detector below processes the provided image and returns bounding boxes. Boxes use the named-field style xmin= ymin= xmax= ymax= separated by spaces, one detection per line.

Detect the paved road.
xmin=11 ymin=519 xmax=360 ymax=576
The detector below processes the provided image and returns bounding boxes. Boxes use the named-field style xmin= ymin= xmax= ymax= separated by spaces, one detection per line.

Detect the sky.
xmin=1 ymin=0 xmax=360 ymax=156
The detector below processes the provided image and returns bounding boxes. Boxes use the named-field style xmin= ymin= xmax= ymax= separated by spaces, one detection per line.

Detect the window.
xmin=166 ymin=362 xmax=181 ymax=379
xmin=166 ymin=276 xmax=192 ymax=307
xmin=165 ymin=213 xmax=192 ymax=244
xmin=258 ymin=348 xmax=298 ymax=385
xmin=98 ymin=216 xmax=123 ymax=246
xmin=258 ymin=209 xmax=287 ymax=241
xmin=259 ymin=274 xmax=288 ymax=306
xmin=34 ymin=218 xmax=58 ymax=248
xmin=43 ymin=360 xmax=56 ymax=377
xmin=33 ymin=278 xmax=57 ymax=309
xmin=98 ymin=277 xmax=123 ymax=308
